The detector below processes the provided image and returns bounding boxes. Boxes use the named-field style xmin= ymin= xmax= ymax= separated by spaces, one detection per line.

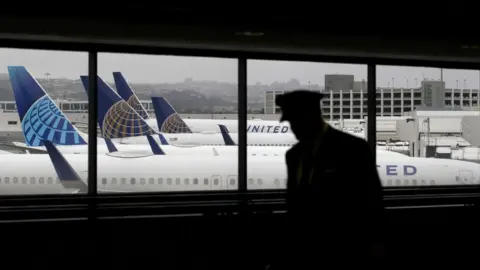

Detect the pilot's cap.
xmin=275 ymin=90 xmax=325 ymax=122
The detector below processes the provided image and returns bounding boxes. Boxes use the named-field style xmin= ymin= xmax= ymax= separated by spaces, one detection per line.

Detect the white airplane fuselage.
xmin=0 ymin=153 xmax=478 ymax=195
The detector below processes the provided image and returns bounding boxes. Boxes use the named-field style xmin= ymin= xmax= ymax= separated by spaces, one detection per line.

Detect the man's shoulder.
xmin=286 ymin=143 xmax=301 ymax=158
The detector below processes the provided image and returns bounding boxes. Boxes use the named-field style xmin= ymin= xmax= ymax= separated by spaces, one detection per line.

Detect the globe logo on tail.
xmin=102 ymin=100 xmax=156 ymax=139
xmin=160 ymin=113 xmax=192 ymax=133
xmin=22 ymin=96 xmax=86 ymax=146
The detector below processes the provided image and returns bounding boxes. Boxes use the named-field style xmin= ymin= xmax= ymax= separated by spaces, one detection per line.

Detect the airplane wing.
xmin=10 ymin=142 xmax=48 ymax=154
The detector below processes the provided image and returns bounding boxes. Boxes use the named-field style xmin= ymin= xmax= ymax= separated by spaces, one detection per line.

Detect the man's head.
xmin=276 ymin=90 xmax=326 ymax=141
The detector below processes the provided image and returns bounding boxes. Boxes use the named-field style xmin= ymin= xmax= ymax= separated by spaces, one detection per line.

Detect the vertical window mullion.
xmin=88 ymin=51 xmax=98 ymax=196
xmin=367 ymin=63 xmax=377 ymax=162
xmin=238 ymin=58 xmax=247 ymax=193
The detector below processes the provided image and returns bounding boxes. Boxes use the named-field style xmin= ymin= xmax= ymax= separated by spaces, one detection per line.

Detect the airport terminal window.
xmin=97 ymin=53 xmax=238 ymax=193
xmin=377 ymin=65 xmax=480 ymax=187
xmin=247 ymin=60 xmax=366 ymax=190
xmin=0 ymin=48 xmax=88 ymax=196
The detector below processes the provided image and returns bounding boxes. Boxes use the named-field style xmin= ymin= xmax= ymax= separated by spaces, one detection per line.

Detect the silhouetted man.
xmin=275 ymin=90 xmax=384 ymax=267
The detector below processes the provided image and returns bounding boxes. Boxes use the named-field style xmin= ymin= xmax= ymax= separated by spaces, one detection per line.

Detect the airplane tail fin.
xmin=80 ymin=75 xmax=157 ymax=139
xmin=112 ymin=72 xmax=150 ymax=119
xmin=43 ymin=140 xmax=87 ymax=192
xmin=151 ymin=96 xmax=192 ymax=133
xmin=7 ymin=66 xmax=87 ymax=147
xmin=81 ymin=75 xmax=164 ymax=155
xmin=218 ymin=124 xmax=236 ymax=145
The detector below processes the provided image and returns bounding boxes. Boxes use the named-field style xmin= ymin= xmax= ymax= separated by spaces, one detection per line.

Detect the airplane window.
xmin=55 ymin=178 xmax=60 ymax=184
xmin=430 ymin=180 xmax=435 ymax=185
xmin=158 ymin=178 xmax=163 ymax=185
xmin=421 ymin=180 xmax=426 ymax=185
xmin=204 ymin=178 xmax=208 ymax=185
xmin=214 ymin=178 xmax=219 ymax=186
xmin=47 ymin=177 xmax=53 ymax=184
xmin=167 ymin=178 xmax=172 ymax=185
xmin=121 ymin=178 xmax=126 ymax=185
xmin=21 ymin=177 xmax=27 ymax=185
xmin=412 ymin=180 xmax=417 ymax=186
xmin=39 ymin=177 xmax=44 ymax=184
xmin=193 ymin=178 xmax=198 ymax=185
xmin=0 ymin=177 xmax=2 ymax=183
xmin=140 ymin=178 xmax=145 ymax=185
xmin=404 ymin=180 xmax=409 ymax=186
xmin=30 ymin=177 xmax=35 ymax=184
xmin=130 ymin=178 xmax=136 ymax=185
xmin=258 ymin=179 xmax=263 ymax=185
xmin=101 ymin=178 xmax=107 ymax=185
xmin=229 ymin=178 xmax=235 ymax=186
xmin=248 ymin=178 xmax=254 ymax=185
xmin=185 ymin=178 xmax=189 ymax=185
xmin=274 ymin=179 xmax=280 ymax=186
xmin=176 ymin=178 xmax=180 ymax=185
xmin=112 ymin=178 xmax=117 ymax=184
xmin=149 ymin=178 xmax=154 ymax=185
xmin=13 ymin=177 xmax=18 ymax=184
xmin=395 ymin=180 xmax=400 ymax=186
xmin=5 ymin=177 xmax=9 ymax=184
xmin=455 ymin=176 xmax=460 ymax=182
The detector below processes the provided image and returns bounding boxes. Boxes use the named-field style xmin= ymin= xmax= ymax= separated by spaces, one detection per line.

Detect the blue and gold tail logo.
xmin=22 ymin=96 xmax=87 ymax=146
xmin=126 ymin=95 xmax=150 ymax=119
xmin=102 ymin=100 xmax=156 ymax=139
xmin=160 ymin=113 xmax=192 ymax=133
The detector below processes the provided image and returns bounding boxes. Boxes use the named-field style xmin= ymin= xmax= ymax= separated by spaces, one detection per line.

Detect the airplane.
xmin=1 ymin=135 xmax=479 ymax=195
xmin=6 ymin=67 xmax=402 ymax=159
xmin=113 ymin=72 xmax=291 ymax=134
xmin=81 ymin=75 xmax=299 ymax=147
xmin=5 ymin=68 xmax=294 ymax=155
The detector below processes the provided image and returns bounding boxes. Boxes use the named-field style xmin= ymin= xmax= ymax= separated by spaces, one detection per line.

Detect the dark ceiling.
xmin=0 ymin=4 xmax=478 ymax=65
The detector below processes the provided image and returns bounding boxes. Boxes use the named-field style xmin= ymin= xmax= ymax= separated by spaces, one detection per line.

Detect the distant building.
xmin=325 ymin=74 xmax=354 ymax=91
xmin=264 ymin=79 xmax=480 ymax=120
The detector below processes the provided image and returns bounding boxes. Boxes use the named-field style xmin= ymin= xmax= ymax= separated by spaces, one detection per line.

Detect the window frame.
xmin=0 ymin=38 xmax=479 ymax=213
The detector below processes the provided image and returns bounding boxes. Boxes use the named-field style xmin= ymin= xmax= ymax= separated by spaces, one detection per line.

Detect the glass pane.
xmin=247 ymin=60 xmax=367 ymax=190
xmin=0 ymin=48 xmax=88 ymax=195
xmin=376 ymin=65 xmax=480 ymax=186
xmin=96 ymin=53 xmax=238 ymax=193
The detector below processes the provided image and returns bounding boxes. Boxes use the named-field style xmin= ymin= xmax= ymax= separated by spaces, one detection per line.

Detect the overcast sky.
xmin=0 ymin=48 xmax=479 ymax=89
